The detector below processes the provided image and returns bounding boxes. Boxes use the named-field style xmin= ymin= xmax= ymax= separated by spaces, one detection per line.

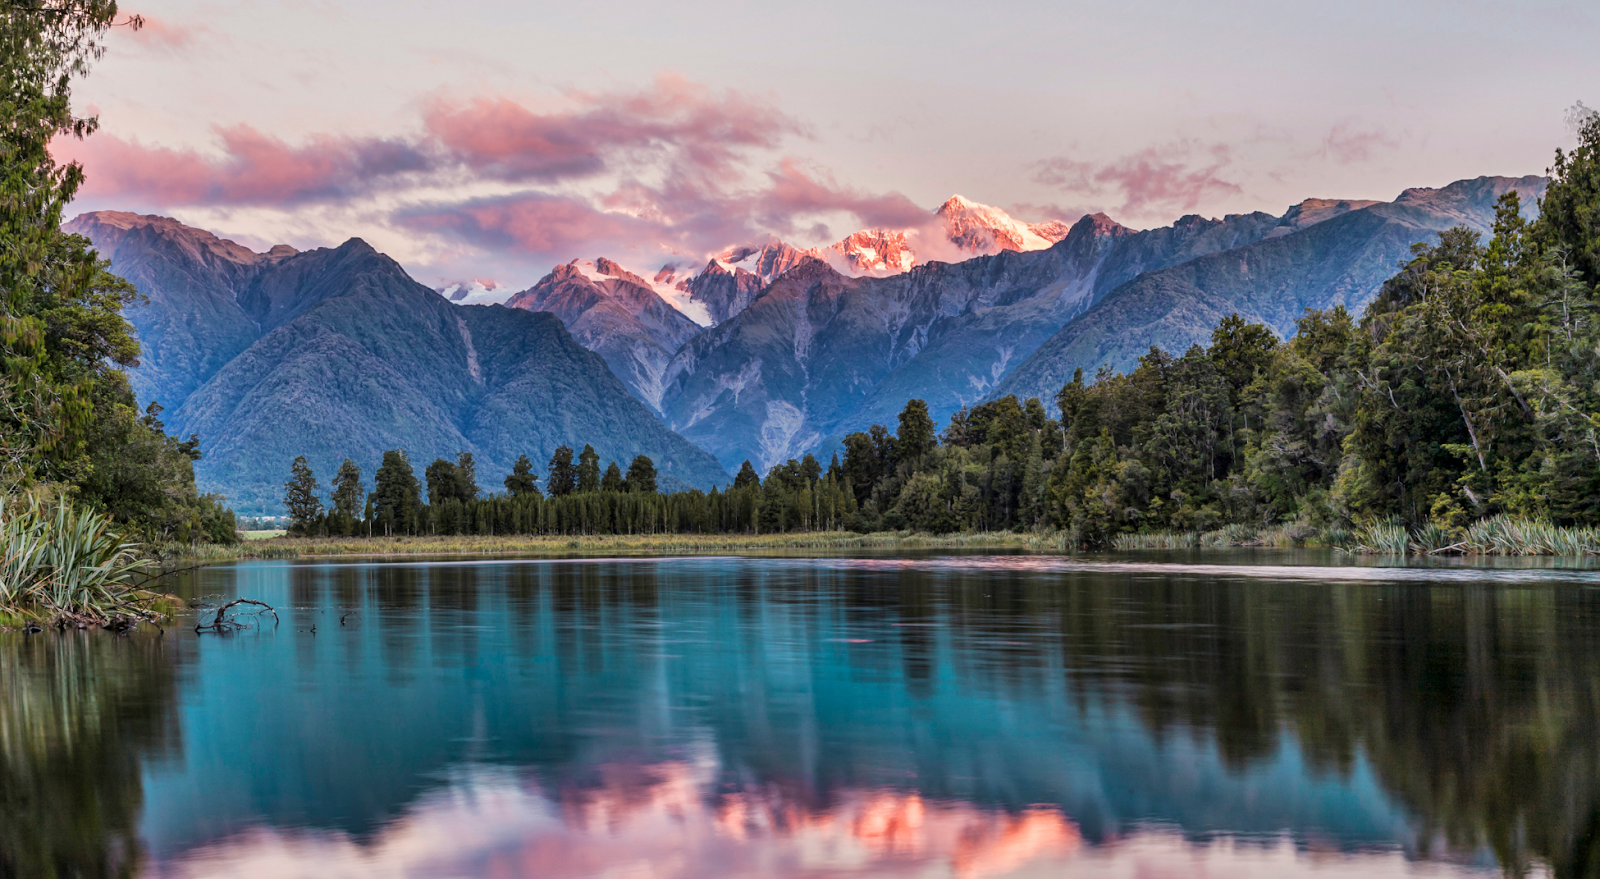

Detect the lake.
xmin=3 ymin=550 xmax=1598 ymax=878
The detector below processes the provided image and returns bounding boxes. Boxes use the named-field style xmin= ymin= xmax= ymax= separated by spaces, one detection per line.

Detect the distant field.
xmin=161 ymin=531 xmax=1065 ymax=561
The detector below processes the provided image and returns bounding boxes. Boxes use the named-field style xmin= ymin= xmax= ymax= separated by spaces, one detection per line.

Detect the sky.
xmin=56 ymin=0 xmax=1599 ymax=298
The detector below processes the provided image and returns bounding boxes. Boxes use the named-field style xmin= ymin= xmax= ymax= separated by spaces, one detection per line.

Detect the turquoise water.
xmin=4 ymin=551 xmax=1597 ymax=877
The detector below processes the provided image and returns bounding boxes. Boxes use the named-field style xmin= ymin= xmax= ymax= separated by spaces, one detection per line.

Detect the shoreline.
xmin=154 ymin=531 xmax=1070 ymax=562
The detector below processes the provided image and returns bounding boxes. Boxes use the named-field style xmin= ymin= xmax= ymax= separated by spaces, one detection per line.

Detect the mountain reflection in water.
xmin=1 ymin=552 xmax=1597 ymax=878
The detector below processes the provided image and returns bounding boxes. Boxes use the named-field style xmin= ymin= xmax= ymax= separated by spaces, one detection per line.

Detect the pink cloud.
xmin=422 ymin=74 xmax=805 ymax=183
xmin=1034 ymin=140 xmax=1241 ymax=218
xmin=1319 ymin=123 xmax=1398 ymax=164
xmin=405 ymin=193 xmax=665 ymax=258
xmin=118 ymin=13 xmax=208 ymax=50
xmin=58 ymin=125 xmax=429 ymax=206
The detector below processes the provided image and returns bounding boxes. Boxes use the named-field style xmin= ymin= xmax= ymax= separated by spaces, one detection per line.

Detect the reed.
xmin=1353 ymin=519 xmax=1410 ymax=554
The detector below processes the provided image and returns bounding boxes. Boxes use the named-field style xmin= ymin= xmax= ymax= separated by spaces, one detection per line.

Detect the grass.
xmin=155 ymin=530 xmax=1063 ymax=562
xmin=241 ymin=530 xmax=286 ymax=540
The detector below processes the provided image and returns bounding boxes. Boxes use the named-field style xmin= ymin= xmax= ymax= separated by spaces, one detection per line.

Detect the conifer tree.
xmin=577 ymin=444 xmax=600 ymax=493
xmin=896 ymin=399 xmax=937 ymax=463
xmin=374 ymin=450 xmax=420 ymax=535
xmin=455 ymin=451 xmax=479 ymax=499
xmin=625 ymin=455 xmax=657 ymax=493
xmin=733 ymin=460 xmax=760 ymax=489
xmin=330 ymin=458 xmax=363 ymax=517
xmin=282 ymin=456 xmax=323 ymax=533
xmin=546 ymin=446 xmax=577 ymax=496
xmin=424 ymin=458 xmax=458 ymax=505
xmin=504 ymin=454 xmax=539 ymax=497
xmin=601 ymin=461 xmax=624 ymax=493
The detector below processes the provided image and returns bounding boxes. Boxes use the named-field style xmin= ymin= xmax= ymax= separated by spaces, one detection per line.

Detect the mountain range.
xmin=70 ymin=177 xmax=1548 ymax=508
xmin=66 ymin=212 xmax=730 ymax=513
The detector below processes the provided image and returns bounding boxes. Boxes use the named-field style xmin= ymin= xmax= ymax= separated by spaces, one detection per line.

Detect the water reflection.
xmin=3 ymin=553 xmax=1598 ymax=877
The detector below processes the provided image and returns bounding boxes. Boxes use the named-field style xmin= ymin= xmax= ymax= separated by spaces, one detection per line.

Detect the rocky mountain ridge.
xmin=69 ymin=212 xmax=731 ymax=512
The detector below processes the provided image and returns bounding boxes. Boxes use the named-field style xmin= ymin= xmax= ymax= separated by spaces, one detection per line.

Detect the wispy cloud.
xmin=1033 ymin=140 xmax=1241 ymax=221
xmin=1317 ymin=122 xmax=1399 ymax=164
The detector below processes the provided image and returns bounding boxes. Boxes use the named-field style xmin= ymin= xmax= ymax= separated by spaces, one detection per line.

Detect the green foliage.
xmin=504 ymin=454 xmax=539 ymax=497
xmin=576 ymin=444 xmax=600 ymax=493
xmin=373 ymin=450 xmax=419 ymax=536
xmin=330 ymin=459 xmax=363 ymax=517
xmin=600 ymin=461 xmax=624 ymax=493
xmin=0 ymin=495 xmax=151 ymax=625
xmin=624 ymin=455 xmax=656 ymax=493
xmin=282 ymin=456 xmax=323 ymax=534
xmin=733 ymin=460 xmax=760 ymax=489
xmin=546 ymin=446 xmax=576 ymax=496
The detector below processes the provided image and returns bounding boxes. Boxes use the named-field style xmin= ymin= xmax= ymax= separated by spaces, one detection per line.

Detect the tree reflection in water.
xmin=1 ymin=556 xmax=1598 ymax=878
xmin=0 ymin=629 xmax=184 ymax=878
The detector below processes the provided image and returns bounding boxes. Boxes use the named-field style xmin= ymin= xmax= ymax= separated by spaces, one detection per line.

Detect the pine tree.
xmin=601 ymin=461 xmax=624 ymax=493
xmin=455 ymin=451 xmax=479 ymax=499
xmin=547 ymin=446 xmax=577 ymax=496
xmin=733 ymin=460 xmax=760 ymax=489
xmin=504 ymin=454 xmax=539 ymax=497
xmin=282 ymin=456 xmax=323 ymax=533
xmin=374 ymin=449 xmax=420 ymax=535
xmin=577 ymin=444 xmax=600 ymax=493
xmin=330 ymin=458 xmax=363 ymax=517
xmin=896 ymin=399 xmax=937 ymax=463
xmin=626 ymin=455 xmax=657 ymax=493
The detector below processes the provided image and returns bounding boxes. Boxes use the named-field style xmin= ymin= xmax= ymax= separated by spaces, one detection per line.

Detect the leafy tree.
xmin=282 ymin=456 xmax=323 ymax=533
xmin=374 ymin=450 xmax=419 ymax=535
xmin=625 ymin=455 xmax=657 ymax=493
xmin=1208 ymin=314 xmax=1278 ymax=406
xmin=546 ymin=446 xmax=576 ymax=496
xmin=424 ymin=458 xmax=459 ymax=506
xmin=330 ymin=459 xmax=363 ymax=517
xmin=733 ymin=460 xmax=760 ymax=489
xmin=601 ymin=461 xmax=624 ymax=492
xmin=576 ymin=444 xmax=600 ymax=492
xmin=504 ymin=454 xmax=539 ymax=497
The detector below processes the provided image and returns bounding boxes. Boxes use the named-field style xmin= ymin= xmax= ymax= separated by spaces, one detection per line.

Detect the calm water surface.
xmin=4 ymin=550 xmax=1599 ymax=878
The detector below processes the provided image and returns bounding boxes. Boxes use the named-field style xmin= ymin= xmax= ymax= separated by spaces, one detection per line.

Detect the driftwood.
xmin=194 ymin=598 xmax=279 ymax=634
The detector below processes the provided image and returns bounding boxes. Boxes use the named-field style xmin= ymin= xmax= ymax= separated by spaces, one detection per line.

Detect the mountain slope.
xmin=994 ymin=175 xmax=1549 ymax=403
xmin=62 ymin=212 xmax=302 ymax=409
xmin=504 ymin=258 xmax=702 ymax=411
xmin=172 ymin=240 xmax=729 ymax=512
xmin=658 ymin=202 xmax=1348 ymax=471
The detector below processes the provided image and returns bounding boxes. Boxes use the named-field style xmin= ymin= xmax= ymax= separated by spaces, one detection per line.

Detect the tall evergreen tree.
xmin=577 ymin=444 xmax=600 ymax=493
xmin=282 ymin=456 xmax=323 ymax=533
xmin=896 ymin=399 xmax=937 ymax=463
xmin=546 ymin=446 xmax=577 ymax=496
xmin=733 ymin=460 xmax=761 ymax=489
xmin=330 ymin=458 xmax=363 ymax=517
xmin=625 ymin=455 xmax=657 ymax=493
xmin=455 ymin=451 xmax=479 ymax=499
xmin=601 ymin=461 xmax=624 ymax=493
xmin=504 ymin=454 xmax=539 ymax=497
xmin=374 ymin=449 xmax=420 ymax=535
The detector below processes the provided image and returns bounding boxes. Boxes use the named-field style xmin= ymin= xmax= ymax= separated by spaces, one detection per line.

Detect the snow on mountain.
xmin=504 ymin=258 xmax=706 ymax=411
xmin=830 ymin=195 xmax=1068 ymax=276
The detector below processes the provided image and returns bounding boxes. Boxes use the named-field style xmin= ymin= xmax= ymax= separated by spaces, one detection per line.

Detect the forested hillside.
xmin=370 ymin=115 xmax=1600 ymax=548
xmin=996 ymin=176 xmax=1547 ymax=403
